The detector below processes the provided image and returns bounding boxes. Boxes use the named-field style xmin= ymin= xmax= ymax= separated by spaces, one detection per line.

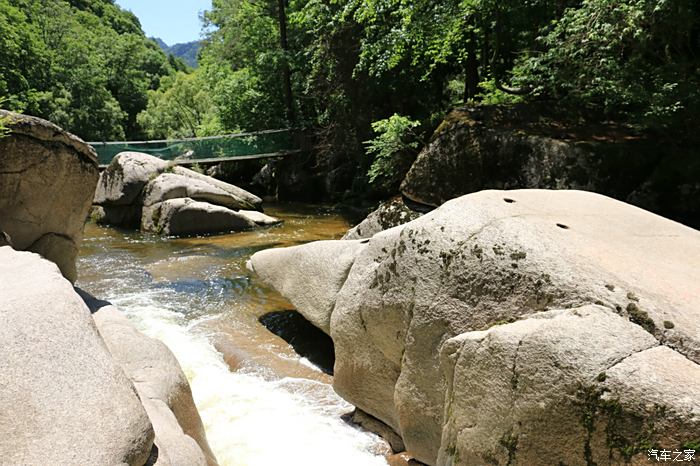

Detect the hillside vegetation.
xmin=1 ymin=0 xmax=698 ymax=195
xmin=153 ymin=38 xmax=201 ymax=69
xmin=0 ymin=0 xmax=176 ymax=140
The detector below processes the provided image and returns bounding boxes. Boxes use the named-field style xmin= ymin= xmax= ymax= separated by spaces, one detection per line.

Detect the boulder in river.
xmin=0 ymin=110 xmax=99 ymax=282
xmin=0 ymin=245 xmax=219 ymax=465
xmin=400 ymin=105 xmax=700 ymax=228
xmin=92 ymin=151 xmax=280 ymax=235
xmin=249 ymin=189 xmax=700 ymax=465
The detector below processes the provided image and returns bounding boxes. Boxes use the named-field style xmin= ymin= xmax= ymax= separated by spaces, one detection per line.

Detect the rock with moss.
xmin=401 ymin=105 xmax=699 ymax=228
xmin=0 ymin=111 xmax=99 ymax=282
xmin=343 ymin=196 xmax=425 ymax=240
xmin=438 ymin=305 xmax=699 ymax=466
xmin=249 ymin=189 xmax=700 ymax=465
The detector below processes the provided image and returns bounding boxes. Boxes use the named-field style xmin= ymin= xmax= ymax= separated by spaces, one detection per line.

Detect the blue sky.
xmin=115 ymin=0 xmax=212 ymax=45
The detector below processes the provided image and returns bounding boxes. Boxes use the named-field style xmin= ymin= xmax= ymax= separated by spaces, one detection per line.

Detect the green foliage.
xmin=138 ymin=71 xmax=218 ymax=139
xmin=0 ymin=99 xmax=9 ymax=138
xmin=0 ymin=0 xmax=175 ymax=140
xmin=514 ymin=0 xmax=700 ymax=129
xmin=364 ymin=114 xmax=420 ymax=191
xmin=196 ymin=0 xmax=289 ymax=132
xmin=3 ymin=0 xmax=696 ymax=196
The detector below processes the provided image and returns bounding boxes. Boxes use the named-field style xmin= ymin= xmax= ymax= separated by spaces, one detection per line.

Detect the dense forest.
xmin=1 ymin=0 xmax=699 ymax=193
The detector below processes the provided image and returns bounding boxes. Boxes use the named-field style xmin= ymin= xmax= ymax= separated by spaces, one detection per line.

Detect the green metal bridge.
xmin=89 ymin=128 xmax=300 ymax=168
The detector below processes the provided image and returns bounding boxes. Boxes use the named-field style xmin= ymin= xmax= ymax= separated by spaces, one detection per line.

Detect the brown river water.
xmin=76 ymin=203 xmax=389 ymax=466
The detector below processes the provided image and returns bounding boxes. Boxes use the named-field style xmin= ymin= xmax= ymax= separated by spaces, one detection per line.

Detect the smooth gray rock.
xmin=249 ymin=189 xmax=700 ymax=465
xmin=93 ymin=152 xmax=270 ymax=234
xmin=172 ymin=166 xmax=262 ymax=211
xmin=0 ymin=111 xmax=98 ymax=282
xmin=143 ymin=172 xmax=258 ymax=212
xmin=94 ymin=151 xmax=170 ymax=206
xmin=248 ymin=239 xmax=368 ymax=333
xmin=142 ymin=198 xmax=258 ymax=236
xmin=237 ymin=209 xmax=283 ymax=227
xmin=93 ymin=304 xmax=218 ymax=466
xmin=437 ymin=305 xmax=673 ymax=466
xmin=0 ymin=247 xmax=154 ymax=465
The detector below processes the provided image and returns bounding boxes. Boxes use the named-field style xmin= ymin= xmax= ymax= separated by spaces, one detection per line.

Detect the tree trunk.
xmin=277 ymin=0 xmax=295 ymax=125
xmin=463 ymin=29 xmax=480 ymax=102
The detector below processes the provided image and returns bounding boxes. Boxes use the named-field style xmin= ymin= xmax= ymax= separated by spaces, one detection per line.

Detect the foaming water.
xmin=77 ymin=204 xmax=388 ymax=466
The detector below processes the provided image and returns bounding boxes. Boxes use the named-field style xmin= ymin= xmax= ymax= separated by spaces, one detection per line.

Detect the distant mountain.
xmin=152 ymin=38 xmax=201 ymax=69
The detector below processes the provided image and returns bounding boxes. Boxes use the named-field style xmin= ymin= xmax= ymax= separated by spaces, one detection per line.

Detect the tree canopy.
xmin=0 ymin=0 xmax=175 ymax=140
xmin=2 ymin=0 xmax=698 ymax=190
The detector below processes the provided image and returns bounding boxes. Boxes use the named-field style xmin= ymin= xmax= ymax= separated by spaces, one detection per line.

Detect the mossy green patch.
xmin=627 ymin=302 xmax=656 ymax=333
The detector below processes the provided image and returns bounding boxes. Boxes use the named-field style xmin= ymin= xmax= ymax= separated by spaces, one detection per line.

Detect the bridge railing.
xmin=89 ymin=128 xmax=298 ymax=167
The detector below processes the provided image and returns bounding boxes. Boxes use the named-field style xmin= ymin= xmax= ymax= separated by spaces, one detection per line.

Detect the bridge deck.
xmin=97 ymin=149 xmax=300 ymax=169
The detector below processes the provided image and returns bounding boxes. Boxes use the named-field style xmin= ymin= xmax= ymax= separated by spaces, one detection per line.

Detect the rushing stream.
xmin=76 ymin=203 xmax=389 ymax=466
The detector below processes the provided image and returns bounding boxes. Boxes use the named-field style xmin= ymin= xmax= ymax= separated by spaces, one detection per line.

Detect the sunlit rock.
xmin=89 ymin=298 xmax=219 ymax=466
xmin=250 ymin=189 xmax=700 ymax=465
xmin=0 ymin=247 xmax=153 ymax=465
xmin=92 ymin=151 xmax=278 ymax=235
xmin=0 ymin=110 xmax=99 ymax=282
xmin=343 ymin=196 xmax=425 ymax=240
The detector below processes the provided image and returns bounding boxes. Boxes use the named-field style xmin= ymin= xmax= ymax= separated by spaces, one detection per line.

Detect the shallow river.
xmin=76 ymin=203 xmax=389 ymax=466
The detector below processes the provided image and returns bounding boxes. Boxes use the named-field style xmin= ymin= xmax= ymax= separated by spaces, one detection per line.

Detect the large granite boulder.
xmin=92 ymin=152 xmax=278 ymax=235
xmin=400 ymin=105 xmax=700 ymax=228
xmin=438 ymin=306 xmax=699 ymax=465
xmin=141 ymin=198 xmax=279 ymax=236
xmin=0 ymin=110 xmax=99 ymax=282
xmin=90 ymin=301 xmax=218 ymax=466
xmin=94 ymin=151 xmax=171 ymax=207
xmin=0 ymin=247 xmax=154 ymax=465
xmin=249 ymin=189 xmax=700 ymax=465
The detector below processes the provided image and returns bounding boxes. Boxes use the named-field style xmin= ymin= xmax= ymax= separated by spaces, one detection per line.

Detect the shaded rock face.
xmin=249 ymin=189 xmax=700 ymax=465
xmin=401 ymin=106 xmax=700 ymax=228
xmin=0 ymin=247 xmax=154 ymax=465
xmin=343 ymin=197 xmax=426 ymax=240
xmin=259 ymin=310 xmax=336 ymax=375
xmin=92 ymin=152 xmax=279 ymax=235
xmin=0 ymin=110 xmax=99 ymax=282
